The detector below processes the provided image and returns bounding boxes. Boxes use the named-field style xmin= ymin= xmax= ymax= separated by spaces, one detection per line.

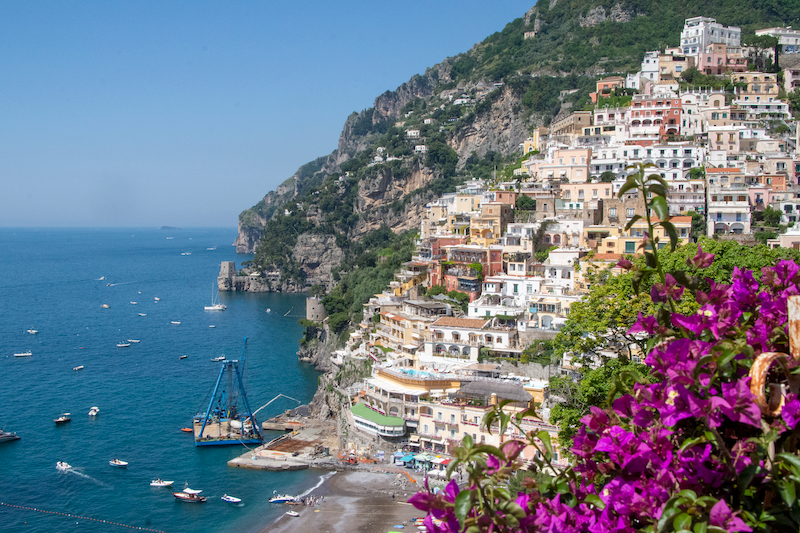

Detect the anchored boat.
xmin=174 ymin=486 xmax=206 ymax=503
xmin=192 ymin=337 xmax=262 ymax=446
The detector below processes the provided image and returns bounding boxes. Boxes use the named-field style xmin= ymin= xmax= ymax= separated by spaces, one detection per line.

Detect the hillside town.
xmin=308 ymin=17 xmax=800 ymax=473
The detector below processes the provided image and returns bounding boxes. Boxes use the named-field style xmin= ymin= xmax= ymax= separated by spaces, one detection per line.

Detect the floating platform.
xmin=193 ymin=419 xmax=262 ymax=446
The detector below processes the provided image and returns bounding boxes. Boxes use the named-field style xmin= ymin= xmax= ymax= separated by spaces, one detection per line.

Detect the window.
xmin=625 ymin=242 xmax=636 ymax=253
xmin=438 ymin=412 xmax=442 ymax=421
xmin=627 ymin=208 xmax=635 ymax=217
xmin=527 ymin=285 xmax=533 ymax=294
xmin=609 ymin=208 xmax=617 ymax=217
xmin=513 ymin=284 xmax=519 ymax=293
xmin=450 ymin=414 xmax=455 ymax=424
xmin=424 ymin=424 xmax=429 ymax=433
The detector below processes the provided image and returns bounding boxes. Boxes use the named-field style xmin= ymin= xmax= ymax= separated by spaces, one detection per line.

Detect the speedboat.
xmin=221 ymin=494 xmax=241 ymax=503
xmin=88 ymin=406 xmax=99 ymax=416
xmin=101 ymin=304 xmax=110 ymax=308
xmin=207 ymin=246 xmax=217 ymax=251
xmin=179 ymin=355 xmax=188 ymax=360
xmin=171 ymin=321 xmax=181 ymax=325
xmin=154 ymin=297 xmax=160 ymax=301
xmin=117 ymin=343 xmax=131 ymax=348
xmin=181 ymin=427 xmax=193 ymax=433
xmin=130 ymin=301 xmax=138 ymax=305
xmin=0 ymin=429 xmax=20 ymax=442
xmin=73 ymin=365 xmax=84 ymax=371
xmin=269 ymin=491 xmax=297 ymax=503
xmin=204 ymin=304 xmax=227 ymax=311
xmin=127 ymin=339 xmax=140 ymax=343
xmin=181 ymin=252 xmax=191 ymax=256
xmin=211 ymin=356 xmax=225 ymax=362
xmin=285 ymin=510 xmax=299 ymax=517
xmin=138 ymin=313 xmax=147 ymax=316
xmin=56 ymin=462 xmax=72 ymax=472
xmin=54 ymin=413 xmax=71 ymax=424
xmin=151 ymin=479 xmax=174 ymax=487
xmin=174 ymin=487 xmax=206 ymax=503
xmin=27 ymin=329 xmax=38 ymax=334
xmin=109 ymin=458 xmax=128 ymax=468
xmin=209 ymin=325 xmax=215 ymax=328
xmin=14 ymin=351 xmax=32 ymax=357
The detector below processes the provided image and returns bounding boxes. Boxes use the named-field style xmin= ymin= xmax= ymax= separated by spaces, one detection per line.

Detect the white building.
xmin=707 ymin=184 xmax=750 ymax=236
xmin=640 ymin=51 xmax=660 ymax=83
xmin=680 ymin=17 xmax=741 ymax=58
xmin=756 ymin=27 xmax=800 ymax=53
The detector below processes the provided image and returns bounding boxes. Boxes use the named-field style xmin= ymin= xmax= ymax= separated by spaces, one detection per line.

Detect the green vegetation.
xmin=426 ymin=285 xmax=470 ymax=313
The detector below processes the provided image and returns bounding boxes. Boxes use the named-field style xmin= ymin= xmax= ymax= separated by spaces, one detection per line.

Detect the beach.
xmin=265 ymin=471 xmax=424 ymax=533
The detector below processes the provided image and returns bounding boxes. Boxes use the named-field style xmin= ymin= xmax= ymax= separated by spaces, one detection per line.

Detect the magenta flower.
xmin=650 ymin=274 xmax=684 ymax=303
xmin=712 ymin=379 xmax=761 ymax=428
xmin=616 ymin=258 xmax=634 ymax=270
xmin=709 ymin=499 xmax=752 ymax=532
xmin=782 ymin=394 xmax=800 ymax=429
xmin=687 ymin=244 xmax=715 ymax=269
xmin=628 ymin=312 xmax=658 ymax=335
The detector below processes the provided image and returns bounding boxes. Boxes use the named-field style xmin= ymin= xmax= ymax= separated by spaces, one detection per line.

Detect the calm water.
xmin=0 ymin=228 xmax=322 ymax=533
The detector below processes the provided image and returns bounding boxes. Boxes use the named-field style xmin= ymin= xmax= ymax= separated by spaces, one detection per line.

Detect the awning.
xmin=401 ymin=454 xmax=416 ymax=462
xmin=409 ymin=435 xmax=420 ymax=442
xmin=441 ymin=459 xmax=452 ymax=465
xmin=393 ymin=451 xmax=405 ymax=457
xmin=413 ymin=454 xmax=430 ymax=461
xmin=431 ymin=457 xmax=447 ymax=464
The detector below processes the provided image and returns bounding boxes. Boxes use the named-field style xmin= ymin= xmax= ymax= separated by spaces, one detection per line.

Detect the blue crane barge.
xmin=193 ymin=337 xmax=263 ymax=446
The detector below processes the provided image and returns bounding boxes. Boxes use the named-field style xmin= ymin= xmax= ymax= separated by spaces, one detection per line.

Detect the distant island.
xmin=160 ymin=226 xmax=181 ymax=230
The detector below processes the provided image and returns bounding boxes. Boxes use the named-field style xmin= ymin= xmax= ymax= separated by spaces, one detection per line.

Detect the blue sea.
xmin=0 ymin=228 xmax=323 ymax=533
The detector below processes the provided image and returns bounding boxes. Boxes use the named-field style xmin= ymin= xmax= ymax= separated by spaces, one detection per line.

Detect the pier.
xmin=227 ymin=421 xmax=337 ymax=471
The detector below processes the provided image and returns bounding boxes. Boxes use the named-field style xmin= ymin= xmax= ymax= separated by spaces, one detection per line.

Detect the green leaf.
xmin=693 ymin=521 xmax=708 ymax=533
xmin=648 ymin=183 xmax=668 ymax=198
xmin=624 ymin=214 xmax=643 ymax=231
xmin=661 ymin=220 xmax=678 ymax=251
xmin=777 ymin=453 xmax=800 ymax=475
xmin=582 ymin=494 xmax=606 ymax=510
xmin=674 ymin=512 xmax=692 ymax=531
xmin=462 ymin=434 xmax=473 ymax=449
xmin=657 ymin=505 xmax=682 ymax=532
xmin=676 ymin=489 xmax=698 ymax=502
xmin=454 ymin=489 xmax=471 ymax=523
xmin=617 ymin=178 xmax=639 ymax=198
xmin=538 ymin=430 xmax=553 ymax=459
xmin=651 ymin=196 xmax=669 ymax=221
xmin=644 ymin=251 xmax=657 ymax=268
xmin=778 ymin=479 xmax=796 ymax=507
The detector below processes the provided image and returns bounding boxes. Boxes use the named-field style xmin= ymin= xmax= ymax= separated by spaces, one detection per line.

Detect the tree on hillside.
xmin=599 ymin=171 xmax=616 ymax=183
xmin=763 ymin=205 xmax=783 ymax=227
xmin=515 ymin=195 xmax=535 ymax=210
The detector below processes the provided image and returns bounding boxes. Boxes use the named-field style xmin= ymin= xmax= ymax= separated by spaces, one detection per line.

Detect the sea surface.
xmin=0 ymin=227 xmax=323 ymax=533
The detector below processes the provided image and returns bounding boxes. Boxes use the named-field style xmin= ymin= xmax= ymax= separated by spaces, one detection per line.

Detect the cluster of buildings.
xmin=324 ymin=17 xmax=800 ymax=467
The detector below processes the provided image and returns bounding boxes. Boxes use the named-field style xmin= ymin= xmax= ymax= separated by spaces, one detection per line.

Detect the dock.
xmin=228 ymin=421 xmax=336 ymax=471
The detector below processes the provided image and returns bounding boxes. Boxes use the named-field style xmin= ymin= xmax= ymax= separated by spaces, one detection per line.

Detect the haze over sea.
xmin=0 ymin=227 xmax=322 ymax=533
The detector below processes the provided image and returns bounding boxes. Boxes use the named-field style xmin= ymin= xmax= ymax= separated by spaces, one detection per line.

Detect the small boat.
xmin=285 ymin=511 xmax=299 ymax=517
xmin=101 ymin=304 xmax=110 ymax=308
xmin=56 ymin=461 xmax=72 ymax=472
xmin=171 ymin=321 xmax=181 ymax=325
xmin=209 ymin=325 xmax=215 ymax=328
xmin=0 ymin=429 xmax=20 ymax=443
xmin=54 ymin=413 xmax=71 ymax=424
xmin=127 ymin=339 xmax=140 ymax=343
xmin=130 ymin=301 xmax=138 ymax=305
xmin=181 ymin=427 xmax=193 ymax=433
xmin=109 ymin=458 xmax=128 ymax=468
xmin=205 ymin=283 xmax=227 ymax=311
xmin=14 ymin=351 xmax=32 ymax=357
xmin=138 ymin=313 xmax=147 ymax=317
xmin=88 ymin=406 xmax=99 ymax=416
xmin=221 ymin=494 xmax=241 ymax=503
xmin=166 ymin=237 xmax=173 ymax=240
xmin=74 ymin=365 xmax=85 ymax=371
xmin=150 ymin=479 xmax=174 ymax=487
xmin=207 ymin=246 xmax=217 ymax=251
xmin=179 ymin=355 xmax=188 ymax=360
xmin=174 ymin=486 xmax=206 ymax=503
xmin=181 ymin=252 xmax=192 ymax=256
xmin=266 ymin=308 xmax=271 ymax=313
xmin=99 ymin=276 xmax=106 ymax=280
xmin=269 ymin=491 xmax=297 ymax=503
xmin=154 ymin=297 xmax=160 ymax=301
xmin=117 ymin=343 xmax=131 ymax=348
xmin=27 ymin=329 xmax=38 ymax=334
xmin=211 ymin=356 xmax=225 ymax=362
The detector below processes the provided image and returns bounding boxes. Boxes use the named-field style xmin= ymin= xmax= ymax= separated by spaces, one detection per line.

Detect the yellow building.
xmin=599 ymin=216 xmax=692 ymax=254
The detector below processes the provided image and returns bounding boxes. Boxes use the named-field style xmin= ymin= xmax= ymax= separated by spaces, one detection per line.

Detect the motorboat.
xmin=117 ymin=343 xmax=131 ymax=348
xmin=54 ymin=413 xmax=71 ymax=424
xmin=207 ymin=246 xmax=217 ymax=251
xmin=174 ymin=486 xmax=206 ymax=503
xmin=266 ymin=308 xmax=271 ymax=313
xmin=127 ymin=339 xmax=140 ymax=343
xmin=27 ymin=329 xmax=38 ymax=334
xmin=0 ymin=429 xmax=20 ymax=442
xmin=56 ymin=462 xmax=72 ymax=472
xmin=179 ymin=355 xmax=188 ymax=360
xmin=154 ymin=297 xmax=160 ymax=301
xmin=209 ymin=325 xmax=215 ymax=328
xmin=171 ymin=321 xmax=181 ymax=325
xmin=130 ymin=301 xmax=137 ymax=305
xmin=181 ymin=427 xmax=193 ymax=433
xmin=88 ymin=406 xmax=99 ymax=416
xmin=150 ymin=479 xmax=174 ymax=487
xmin=14 ymin=351 xmax=32 ymax=357
xmin=205 ymin=283 xmax=227 ymax=311
xmin=138 ymin=313 xmax=147 ymax=317
xmin=269 ymin=491 xmax=297 ymax=503
xmin=211 ymin=356 xmax=225 ymax=362
xmin=181 ymin=252 xmax=192 ymax=256
xmin=285 ymin=510 xmax=299 ymax=517
xmin=109 ymin=458 xmax=128 ymax=468
xmin=101 ymin=304 xmax=110 ymax=308
xmin=221 ymin=494 xmax=241 ymax=503
xmin=74 ymin=366 xmax=84 ymax=371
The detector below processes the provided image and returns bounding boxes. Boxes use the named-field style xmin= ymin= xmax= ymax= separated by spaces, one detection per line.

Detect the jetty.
xmin=227 ymin=422 xmax=333 ymax=471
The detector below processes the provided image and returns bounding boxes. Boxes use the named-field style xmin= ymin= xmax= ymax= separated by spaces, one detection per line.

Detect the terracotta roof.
xmin=707 ymin=168 xmax=742 ymax=173
xmin=588 ymin=253 xmax=623 ymax=261
xmin=432 ymin=317 xmax=489 ymax=329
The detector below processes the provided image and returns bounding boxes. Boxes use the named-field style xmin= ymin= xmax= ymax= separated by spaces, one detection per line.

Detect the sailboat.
xmin=204 ymin=283 xmax=226 ymax=311
xmin=192 ymin=337 xmax=261 ymax=446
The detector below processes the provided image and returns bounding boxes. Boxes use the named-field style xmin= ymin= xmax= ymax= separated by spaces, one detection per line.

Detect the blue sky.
xmin=0 ymin=1 xmax=534 ymax=227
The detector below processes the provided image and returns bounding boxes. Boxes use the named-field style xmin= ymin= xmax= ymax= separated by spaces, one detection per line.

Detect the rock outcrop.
xmin=292 ymin=234 xmax=344 ymax=290
xmin=579 ymin=3 xmax=633 ymax=27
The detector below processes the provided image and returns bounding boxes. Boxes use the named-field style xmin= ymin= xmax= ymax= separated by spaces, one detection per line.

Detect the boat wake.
xmin=296 ymin=471 xmax=336 ymax=498
xmin=107 ymin=281 xmax=135 ymax=287
xmin=64 ymin=468 xmax=113 ymax=488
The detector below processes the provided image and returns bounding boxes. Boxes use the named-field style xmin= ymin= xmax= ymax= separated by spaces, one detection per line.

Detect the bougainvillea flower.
xmin=616 ymin=258 xmax=633 ymax=270
xmin=782 ymin=394 xmax=800 ymax=429
xmin=628 ymin=312 xmax=658 ymax=335
xmin=709 ymin=499 xmax=752 ymax=532
xmin=687 ymin=244 xmax=715 ymax=268
xmin=650 ymin=274 xmax=684 ymax=303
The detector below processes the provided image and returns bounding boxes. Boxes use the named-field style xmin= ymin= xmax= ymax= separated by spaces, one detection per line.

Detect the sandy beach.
xmin=264 ymin=470 xmax=424 ymax=533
